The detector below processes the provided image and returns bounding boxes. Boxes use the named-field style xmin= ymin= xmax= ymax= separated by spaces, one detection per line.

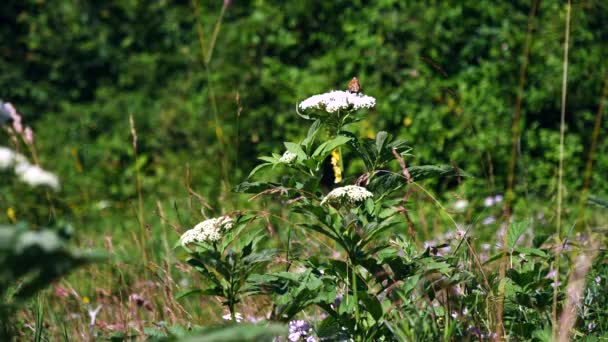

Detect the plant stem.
xmin=350 ymin=258 xmax=360 ymax=334
xmin=553 ymin=1 xmax=571 ymax=338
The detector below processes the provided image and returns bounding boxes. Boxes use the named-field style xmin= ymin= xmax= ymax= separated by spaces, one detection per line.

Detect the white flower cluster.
xmin=299 ymin=90 xmax=376 ymax=113
xmin=279 ymin=151 xmax=297 ymax=163
xmin=0 ymin=146 xmax=60 ymax=190
xmin=320 ymin=185 xmax=373 ymax=206
xmin=180 ymin=216 xmax=234 ymax=245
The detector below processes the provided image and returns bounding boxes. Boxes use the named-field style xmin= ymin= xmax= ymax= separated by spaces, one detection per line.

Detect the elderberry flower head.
xmin=180 ymin=216 xmax=234 ymax=245
xmin=299 ymin=90 xmax=375 ymax=114
xmin=320 ymin=185 xmax=373 ymax=207
xmin=279 ymin=151 xmax=297 ymax=163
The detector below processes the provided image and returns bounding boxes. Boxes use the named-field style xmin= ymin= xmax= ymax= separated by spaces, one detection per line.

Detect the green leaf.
xmin=507 ymin=221 xmax=528 ymax=250
xmin=302 ymin=119 xmax=322 ymax=153
xmin=588 ymin=194 xmax=608 ymax=209
xmin=247 ymin=163 xmax=272 ymax=179
xmin=406 ymin=165 xmax=470 ymax=181
xmin=233 ymin=181 xmax=277 ymax=194
xmin=284 ymin=142 xmax=307 ymax=161
xmin=312 ymin=135 xmax=351 ymax=159
xmin=375 ymin=131 xmax=389 ymax=154
xmin=175 ymin=288 xmax=203 ymax=300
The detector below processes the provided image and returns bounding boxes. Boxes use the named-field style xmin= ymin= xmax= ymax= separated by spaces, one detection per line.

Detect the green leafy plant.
xmin=236 ymin=85 xmax=471 ymax=340
xmin=176 ymin=214 xmax=275 ymax=322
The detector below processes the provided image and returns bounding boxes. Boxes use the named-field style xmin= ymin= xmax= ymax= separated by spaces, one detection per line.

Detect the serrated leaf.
xmin=507 ymin=221 xmax=528 ymax=250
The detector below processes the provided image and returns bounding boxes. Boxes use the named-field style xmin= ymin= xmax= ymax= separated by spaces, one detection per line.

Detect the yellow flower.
xmin=82 ymin=296 xmax=90 ymax=304
xmin=330 ymin=149 xmax=342 ymax=184
xmin=403 ymin=117 xmax=413 ymax=127
xmin=7 ymin=207 xmax=16 ymax=223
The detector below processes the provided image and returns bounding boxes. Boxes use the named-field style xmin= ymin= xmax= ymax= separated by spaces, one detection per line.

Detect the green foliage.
xmin=144 ymin=322 xmax=287 ymax=342
xmin=177 ymin=214 xmax=275 ymax=321
xmin=0 ymin=222 xmax=103 ymax=339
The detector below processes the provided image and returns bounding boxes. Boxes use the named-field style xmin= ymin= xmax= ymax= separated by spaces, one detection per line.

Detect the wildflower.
xmin=595 ymin=276 xmax=601 ymax=285
xmin=14 ymin=163 xmax=60 ymax=190
xmin=88 ymin=305 xmax=102 ymax=324
xmin=0 ymin=147 xmax=27 ymax=170
xmin=330 ymin=149 xmax=342 ymax=183
xmin=482 ymin=216 xmax=496 ymax=225
xmin=453 ymin=199 xmax=468 ymax=211
xmin=455 ymin=228 xmax=466 ymax=239
xmin=0 ymin=102 xmax=11 ymax=123
xmin=6 ymin=207 xmax=16 ymax=223
xmin=320 ymin=185 xmax=373 ymax=206
xmin=24 ymin=127 xmax=34 ymax=145
xmin=288 ymin=320 xmax=317 ymax=342
xmin=483 ymin=196 xmax=495 ymax=207
xmin=279 ymin=151 xmax=297 ymax=163
xmin=493 ymin=194 xmax=503 ymax=203
xmin=299 ymin=90 xmax=375 ymax=113
xmin=179 ymin=216 xmax=234 ymax=245
xmin=222 ymin=312 xmax=243 ymax=323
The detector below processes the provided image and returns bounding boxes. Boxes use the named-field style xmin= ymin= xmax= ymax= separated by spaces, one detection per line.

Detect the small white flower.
xmin=15 ymin=163 xmax=60 ymax=190
xmin=180 ymin=216 xmax=234 ymax=245
xmin=0 ymin=146 xmax=27 ymax=170
xmin=299 ymin=90 xmax=375 ymax=113
xmin=222 ymin=312 xmax=243 ymax=322
xmin=320 ymin=185 xmax=373 ymax=206
xmin=493 ymin=194 xmax=503 ymax=203
xmin=279 ymin=151 xmax=297 ymax=163
xmin=453 ymin=199 xmax=468 ymax=211
xmin=483 ymin=196 xmax=495 ymax=207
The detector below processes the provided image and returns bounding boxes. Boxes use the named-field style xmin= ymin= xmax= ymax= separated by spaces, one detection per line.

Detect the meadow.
xmin=1 ymin=1 xmax=607 ymax=341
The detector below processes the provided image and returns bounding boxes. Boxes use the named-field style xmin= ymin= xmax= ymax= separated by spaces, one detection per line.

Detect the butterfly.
xmin=347 ymin=77 xmax=361 ymax=94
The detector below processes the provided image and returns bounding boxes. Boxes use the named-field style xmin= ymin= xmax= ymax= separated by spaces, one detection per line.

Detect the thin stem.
xmin=576 ymin=76 xmax=608 ymax=228
xmin=351 ymin=259 xmax=360 ymax=332
xmin=553 ymin=1 xmax=571 ymax=338
xmin=129 ymin=114 xmax=148 ymax=275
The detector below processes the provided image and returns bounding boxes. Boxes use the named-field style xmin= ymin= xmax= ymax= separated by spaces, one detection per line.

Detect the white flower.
xmin=279 ymin=151 xmax=297 ymax=163
xmin=320 ymin=185 xmax=373 ymax=206
xmin=299 ymin=90 xmax=375 ymax=113
xmin=0 ymin=147 xmax=27 ymax=170
xmin=483 ymin=196 xmax=495 ymax=207
xmin=15 ymin=163 xmax=60 ymax=190
xmin=222 ymin=312 xmax=243 ymax=322
xmin=453 ymin=199 xmax=468 ymax=211
xmin=179 ymin=216 xmax=234 ymax=245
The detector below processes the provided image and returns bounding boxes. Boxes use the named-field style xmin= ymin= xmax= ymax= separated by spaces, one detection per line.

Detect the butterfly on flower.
xmin=347 ymin=77 xmax=361 ymax=94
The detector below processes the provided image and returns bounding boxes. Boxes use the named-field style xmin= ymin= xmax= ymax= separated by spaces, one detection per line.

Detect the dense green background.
xmin=1 ymin=0 xmax=607 ymax=227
